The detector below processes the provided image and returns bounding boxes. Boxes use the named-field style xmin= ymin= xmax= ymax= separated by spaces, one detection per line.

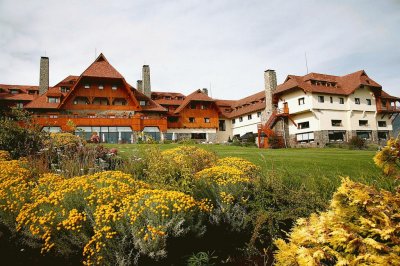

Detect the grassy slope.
xmin=104 ymin=144 xmax=398 ymax=199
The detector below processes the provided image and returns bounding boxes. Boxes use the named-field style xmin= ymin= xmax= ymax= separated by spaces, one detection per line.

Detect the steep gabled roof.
xmin=58 ymin=53 xmax=140 ymax=109
xmin=174 ymin=89 xmax=215 ymax=114
xmin=81 ymin=54 xmax=124 ymax=79
xmin=54 ymin=75 xmax=79 ymax=87
xmin=275 ymin=70 xmax=382 ymax=96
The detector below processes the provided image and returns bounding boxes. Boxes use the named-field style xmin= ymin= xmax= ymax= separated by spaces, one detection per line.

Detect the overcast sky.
xmin=0 ymin=0 xmax=399 ymax=99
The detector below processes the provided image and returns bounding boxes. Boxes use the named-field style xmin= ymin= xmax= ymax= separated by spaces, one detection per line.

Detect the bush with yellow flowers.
xmin=143 ymin=146 xmax=217 ymax=192
xmin=0 ymin=159 xmax=33 ymax=228
xmin=216 ymin=157 xmax=260 ymax=178
xmin=0 ymin=162 xmax=212 ymax=265
xmin=47 ymin=132 xmax=85 ymax=149
xmin=374 ymin=137 xmax=400 ymax=176
xmin=194 ymin=159 xmax=256 ymax=231
xmin=0 ymin=150 xmax=11 ymax=161
xmin=274 ymin=178 xmax=400 ymax=266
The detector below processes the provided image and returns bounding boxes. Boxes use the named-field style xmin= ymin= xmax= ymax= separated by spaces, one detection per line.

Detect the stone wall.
xmin=39 ymin=57 xmax=49 ymax=95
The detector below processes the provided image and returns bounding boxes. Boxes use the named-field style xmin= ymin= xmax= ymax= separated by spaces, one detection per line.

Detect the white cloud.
xmin=0 ymin=0 xmax=399 ymax=97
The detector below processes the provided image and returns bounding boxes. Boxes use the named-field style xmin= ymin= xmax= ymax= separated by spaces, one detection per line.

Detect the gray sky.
xmin=0 ymin=0 xmax=399 ymax=99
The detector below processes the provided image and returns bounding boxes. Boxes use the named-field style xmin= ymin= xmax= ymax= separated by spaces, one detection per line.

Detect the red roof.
xmin=133 ymin=89 xmax=167 ymax=112
xmin=81 ymin=54 xmax=124 ymax=79
xmin=0 ymin=84 xmax=39 ymax=102
xmin=54 ymin=75 xmax=79 ymax=87
xmin=275 ymin=70 xmax=382 ymax=96
xmin=174 ymin=89 xmax=215 ymax=114
xmin=25 ymin=87 xmax=67 ymax=109
xmin=216 ymin=91 xmax=266 ymax=118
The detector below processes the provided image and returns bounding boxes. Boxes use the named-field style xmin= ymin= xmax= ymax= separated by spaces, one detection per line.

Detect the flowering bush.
xmin=194 ymin=161 xmax=255 ymax=231
xmin=374 ymin=137 xmax=400 ymax=176
xmin=216 ymin=157 xmax=260 ymax=178
xmin=143 ymin=146 xmax=217 ymax=192
xmin=47 ymin=132 xmax=85 ymax=149
xmin=0 ymin=150 xmax=11 ymax=161
xmin=274 ymin=178 xmax=400 ymax=265
xmin=0 ymin=162 xmax=212 ymax=265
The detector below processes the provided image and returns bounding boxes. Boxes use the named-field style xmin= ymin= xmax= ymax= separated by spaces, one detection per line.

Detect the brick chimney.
xmin=137 ymin=80 xmax=143 ymax=93
xmin=264 ymin=69 xmax=277 ymax=115
xmin=39 ymin=56 xmax=49 ymax=95
xmin=142 ymin=65 xmax=151 ymax=97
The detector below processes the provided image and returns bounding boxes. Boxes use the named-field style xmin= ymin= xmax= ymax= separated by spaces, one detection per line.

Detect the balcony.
xmin=32 ymin=114 xmax=167 ymax=131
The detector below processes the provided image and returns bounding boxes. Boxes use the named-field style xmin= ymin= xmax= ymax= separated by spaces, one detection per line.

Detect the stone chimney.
xmin=264 ymin=69 xmax=277 ymax=115
xmin=142 ymin=65 xmax=151 ymax=97
xmin=202 ymin=88 xmax=208 ymax=95
xmin=137 ymin=80 xmax=143 ymax=93
xmin=39 ymin=56 xmax=49 ymax=95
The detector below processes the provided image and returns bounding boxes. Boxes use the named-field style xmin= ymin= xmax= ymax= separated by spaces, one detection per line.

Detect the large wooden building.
xmin=1 ymin=54 xmax=399 ymax=146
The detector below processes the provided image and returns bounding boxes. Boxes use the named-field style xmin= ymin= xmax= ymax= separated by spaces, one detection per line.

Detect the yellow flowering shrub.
xmin=374 ymin=138 xmax=400 ymax=176
xmin=216 ymin=157 xmax=260 ymax=178
xmin=0 ymin=159 xmax=33 ymax=227
xmin=46 ymin=132 xmax=85 ymax=148
xmin=144 ymin=146 xmax=217 ymax=192
xmin=0 ymin=165 xmax=211 ymax=265
xmin=0 ymin=150 xmax=11 ymax=161
xmin=274 ymin=178 xmax=400 ymax=266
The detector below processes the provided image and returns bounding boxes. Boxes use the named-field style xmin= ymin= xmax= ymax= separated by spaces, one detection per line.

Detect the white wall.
xmin=288 ymin=112 xmax=318 ymax=135
xmin=278 ymin=90 xmax=311 ymax=114
xmin=231 ymin=110 xmax=263 ymax=136
xmin=216 ymin=119 xmax=233 ymax=143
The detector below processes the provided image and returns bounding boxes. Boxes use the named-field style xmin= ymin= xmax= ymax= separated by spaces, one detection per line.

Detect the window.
xmin=60 ymin=87 xmax=69 ymax=93
xmin=331 ymin=120 xmax=342 ymax=127
xmin=378 ymin=121 xmax=387 ymax=127
xmin=10 ymin=89 xmax=19 ymax=94
xmin=239 ymin=117 xmax=243 ymax=122
xmin=330 ymin=97 xmax=333 ymax=103
xmin=49 ymin=115 xmax=58 ymax=118
xmin=219 ymin=120 xmax=226 ymax=131
xmin=167 ymin=116 xmax=179 ymax=123
xmin=112 ymin=85 xmax=117 ymax=90
xmin=318 ymin=96 xmax=324 ymax=103
xmin=356 ymin=131 xmax=371 ymax=140
xmin=191 ymin=133 xmax=206 ymax=139
xmin=339 ymin=97 xmax=344 ymax=104
xmin=355 ymin=98 xmax=360 ymax=104
xmin=232 ymin=119 xmax=236 ymax=124
xmin=48 ymin=97 xmax=60 ymax=103
xmin=257 ymin=111 xmax=261 ymax=118
xmin=204 ymin=117 xmax=210 ymax=123
xmin=28 ymin=90 xmax=37 ymax=95
xmin=139 ymin=101 xmax=146 ymax=106
xmin=328 ymin=131 xmax=345 ymax=142
xmin=201 ymin=104 xmax=208 ymax=110
xmin=99 ymin=85 xmax=104 ymax=90
xmin=378 ymin=131 xmax=388 ymax=140
xmin=190 ymin=103 xmax=196 ymax=109
xmin=16 ymin=102 xmax=23 ymax=108
xmin=298 ymin=97 xmax=305 ymax=105
xmin=359 ymin=120 xmax=368 ymax=127
xmin=248 ymin=114 xmax=252 ymax=120
xmin=298 ymin=121 xmax=310 ymax=129
xmin=366 ymin=99 xmax=371 ymax=105
xmin=296 ymin=132 xmax=315 ymax=143
xmin=189 ymin=117 xmax=195 ymax=123
xmin=84 ymin=84 xmax=90 ymax=89
xmin=381 ymin=99 xmax=387 ymax=108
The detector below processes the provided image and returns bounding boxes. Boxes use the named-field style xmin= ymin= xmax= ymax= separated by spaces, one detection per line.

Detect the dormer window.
xmin=16 ymin=102 xmax=23 ymax=108
xmin=139 ymin=100 xmax=146 ymax=106
xmin=60 ymin=87 xmax=69 ymax=93
xmin=28 ymin=90 xmax=37 ymax=95
xmin=165 ymin=96 xmax=171 ymax=100
xmin=112 ymin=85 xmax=118 ymax=90
xmin=10 ymin=89 xmax=19 ymax=94
xmin=84 ymin=84 xmax=90 ymax=89
xmin=99 ymin=85 xmax=104 ymax=90
xmin=48 ymin=97 xmax=60 ymax=103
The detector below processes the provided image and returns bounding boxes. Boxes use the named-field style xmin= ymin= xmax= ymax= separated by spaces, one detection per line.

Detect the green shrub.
xmin=0 ymin=109 xmax=48 ymax=159
xmin=274 ymin=178 xmax=400 ymax=265
xmin=348 ymin=136 xmax=367 ymax=150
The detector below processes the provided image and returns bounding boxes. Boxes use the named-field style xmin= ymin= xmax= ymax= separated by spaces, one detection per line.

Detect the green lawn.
xmin=104 ymin=143 xmax=398 ymax=199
